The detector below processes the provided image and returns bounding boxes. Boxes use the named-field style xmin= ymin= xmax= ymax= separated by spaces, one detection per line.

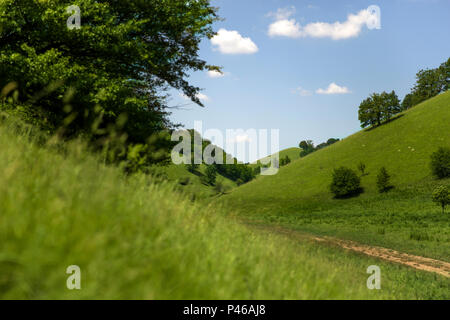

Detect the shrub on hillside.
xmin=204 ymin=165 xmax=217 ymax=185
xmin=430 ymin=147 xmax=450 ymax=179
xmin=376 ymin=167 xmax=392 ymax=193
xmin=330 ymin=167 xmax=362 ymax=198
xmin=432 ymin=185 xmax=449 ymax=214
xmin=280 ymin=155 xmax=291 ymax=166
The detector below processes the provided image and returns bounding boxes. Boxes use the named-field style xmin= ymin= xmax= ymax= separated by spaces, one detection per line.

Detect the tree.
xmin=299 ymin=140 xmax=314 ymax=157
xmin=382 ymin=91 xmax=401 ymax=122
xmin=204 ymin=165 xmax=217 ymax=185
xmin=326 ymin=138 xmax=340 ymax=145
xmin=402 ymin=57 xmax=449 ymax=109
xmin=401 ymin=93 xmax=413 ymax=110
xmin=0 ymin=0 xmax=219 ymax=146
xmin=280 ymin=155 xmax=291 ymax=166
xmin=330 ymin=167 xmax=362 ymax=198
xmin=430 ymin=147 xmax=450 ymax=179
xmin=376 ymin=167 xmax=392 ymax=193
xmin=358 ymin=91 xmax=401 ymax=128
xmin=432 ymin=185 xmax=450 ymax=214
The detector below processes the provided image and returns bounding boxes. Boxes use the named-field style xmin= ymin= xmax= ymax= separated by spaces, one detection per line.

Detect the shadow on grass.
xmin=333 ymin=187 xmax=365 ymax=199
xmin=364 ymin=114 xmax=405 ymax=132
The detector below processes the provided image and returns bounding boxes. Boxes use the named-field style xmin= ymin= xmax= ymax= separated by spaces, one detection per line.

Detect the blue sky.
xmin=169 ymin=0 xmax=450 ymax=162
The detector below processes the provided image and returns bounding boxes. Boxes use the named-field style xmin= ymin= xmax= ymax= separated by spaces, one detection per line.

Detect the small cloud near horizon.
xmin=316 ymin=83 xmax=351 ymax=95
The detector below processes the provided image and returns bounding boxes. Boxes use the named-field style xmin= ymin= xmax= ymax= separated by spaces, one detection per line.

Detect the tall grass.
xmin=0 ymin=115 xmax=448 ymax=299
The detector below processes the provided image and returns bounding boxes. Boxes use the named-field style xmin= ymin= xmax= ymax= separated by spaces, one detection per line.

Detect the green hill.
xmin=219 ymin=92 xmax=450 ymax=261
xmin=251 ymin=147 xmax=301 ymax=168
xmin=2 ymin=114 xmax=448 ymax=299
xmin=150 ymin=163 xmax=237 ymax=199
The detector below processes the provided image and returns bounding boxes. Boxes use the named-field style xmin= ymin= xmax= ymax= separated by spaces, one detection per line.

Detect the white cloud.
xmin=230 ymin=134 xmax=253 ymax=143
xmin=268 ymin=6 xmax=380 ymax=40
xmin=268 ymin=19 xmax=302 ymax=38
xmin=207 ymin=70 xmax=228 ymax=78
xmin=292 ymin=86 xmax=312 ymax=96
xmin=316 ymin=83 xmax=351 ymax=95
xmin=180 ymin=92 xmax=210 ymax=102
xmin=266 ymin=6 xmax=296 ymax=20
xmin=211 ymin=28 xmax=258 ymax=54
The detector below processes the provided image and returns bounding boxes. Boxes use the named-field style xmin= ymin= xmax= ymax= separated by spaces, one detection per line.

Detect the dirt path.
xmin=247 ymin=223 xmax=450 ymax=278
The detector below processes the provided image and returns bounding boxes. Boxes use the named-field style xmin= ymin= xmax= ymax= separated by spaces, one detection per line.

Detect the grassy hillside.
xmin=252 ymin=147 xmax=301 ymax=167
xmin=219 ymin=92 xmax=450 ymax=260
xmin=1 ymin=115 xmax=449 ymax=299
xmin=150 ymin=163 xmax=237 ymax=200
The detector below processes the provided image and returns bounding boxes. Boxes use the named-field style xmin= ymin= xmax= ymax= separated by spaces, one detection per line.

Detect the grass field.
xmin=219 ymin=92 xmax=450 ymax=261
xmin=1 ymin=114 xmax=449 ymax=299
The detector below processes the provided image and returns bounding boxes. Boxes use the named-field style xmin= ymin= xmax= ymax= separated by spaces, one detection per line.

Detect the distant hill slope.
xmin=219 ymin=91 xmax=450 ymax=260
xmin=251 ymin=147 xmax=301 ymax=167
xmin=152 ymin=163 xmax=236 ymax=199
xmin=226 ymin=91 xmax=450 ymax=202
xmin=3 ymin=114 xmax=448 ymax=299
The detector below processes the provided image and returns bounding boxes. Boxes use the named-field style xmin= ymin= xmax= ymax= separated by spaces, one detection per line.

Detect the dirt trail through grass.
xmin=247 ymin=223 xmax=450 ymax=278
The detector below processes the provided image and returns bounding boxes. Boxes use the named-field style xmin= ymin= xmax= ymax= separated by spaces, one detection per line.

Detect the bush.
xmin=430 ymin=147 xmax=450 ymax=179
xmin=330 ymin=167 xmax=362 ymax=198
xmin=376 ymin=167 xmax=392 ymax=193
xmin=280 ymin=155 xmax=291 ymax=166
xmin=432 ymin=185 xmax=450 ymax=214
xmin=204 ymin=165 xmax=217 ymax=185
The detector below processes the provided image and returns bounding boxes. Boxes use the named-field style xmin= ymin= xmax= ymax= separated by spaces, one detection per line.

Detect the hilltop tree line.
xmin=358 ymin=57 xmax=449 ymax=128
xmin=299 ymin=138 xmax=340 ymax=157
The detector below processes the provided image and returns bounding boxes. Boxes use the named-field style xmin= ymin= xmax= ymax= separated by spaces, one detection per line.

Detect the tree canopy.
xmin=0 ymin=0 xmax=219 ymax=144
xmin=402 ymin=57 xmax=449 ymax=109
xmin=358 ymin=91 xmax=401 ymax=128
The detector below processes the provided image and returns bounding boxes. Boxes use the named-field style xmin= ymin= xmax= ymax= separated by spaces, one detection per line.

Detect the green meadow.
xmin=219 ymin=92 xmax=450 ymax=261
xmin=0 ymin=114 xmax=449 ymax=299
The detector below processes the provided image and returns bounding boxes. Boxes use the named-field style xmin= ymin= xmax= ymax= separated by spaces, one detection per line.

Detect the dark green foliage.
xmin=376 ymin=167 xmax=392 ymax=193
xmin=280 ymin=155 xmax=291 ymax=166
xmin=358 ymin=91 xmax=401 ymax=128
xmin=401 ymin=93 xmax=413 ymax=110
xmin=215 ymin=163 xmax=255 ymax=184
xmin=403 ymin=57 xmax=449 ymax=109
xmin=430 ymin=147 xmax=450 ymax=179
xmin=204 ymin=165 xmax=217 ymax=185
xmin=432 ymin=185 xmax=449 ymax=213
xmin=330 ymin=167 xmax=362 ymax=198
xmin=299 ymin=138 xmax=340 ymax=158
xmin=299 ymin=140 xmax=315 ymax=157
xmin=0 ymin=0 xmax=218 ymax=164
